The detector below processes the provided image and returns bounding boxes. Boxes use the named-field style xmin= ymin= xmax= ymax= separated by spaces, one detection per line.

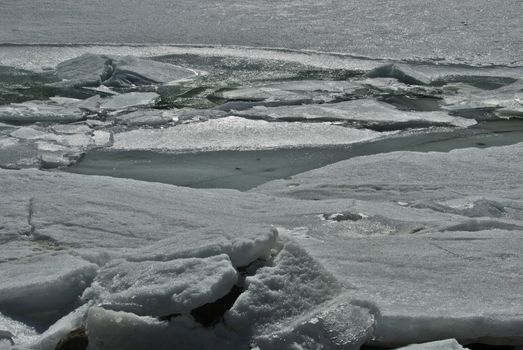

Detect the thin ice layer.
xmin=234 ymin=100 xmax=474 ymax=128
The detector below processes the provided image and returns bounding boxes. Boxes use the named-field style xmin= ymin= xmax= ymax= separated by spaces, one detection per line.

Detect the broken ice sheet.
xmin=54 ymin=54 xmax=197 ymax=88
xmin=82 ymin=254 xmax=238 ymax=316
xmin=110 ymin=116 xmax=384 ymax=152
xmin=214 ymin=79 xmax=363 ymax=105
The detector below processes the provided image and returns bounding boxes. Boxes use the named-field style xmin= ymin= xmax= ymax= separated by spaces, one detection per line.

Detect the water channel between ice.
xmin=65 ymin=120 xmax=523 ymax=190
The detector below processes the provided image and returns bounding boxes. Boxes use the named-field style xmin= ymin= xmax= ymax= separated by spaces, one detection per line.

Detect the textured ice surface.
xmin=111 ymin=116 xmax=384 ymax=152
xmin=254 ymin=299 xmax=375 ymax=350
xmin=235 ymin=100 xmax=474 ymax=128
xmin=29 ymin=304 xmax=89 ymax=350
xmin=442 ymin=81 xmax=523 ymax=118
xmin=0 ymin=312 xmax=37 ymax=348
xmin=1 ymin=1 xmax=522 ymax=66
xmin=99 ymin=92 xmax=159 ymax=111
xmin=86 ymin=307 xmax=242 ymax=350
xmin=0 ymin=254 xmax=97 ymax=315
xmin=83 ymin=254 xmax=238 ymax=316
xmin=55 ymin=54 xmax=196 ymax=87
xmin=396 ymin=339 xmax=468 ymax=350
xmin=113 ymin=109 xmax=179 ymax=126
xmin=226 ymin=242 xmax=342 ymax=335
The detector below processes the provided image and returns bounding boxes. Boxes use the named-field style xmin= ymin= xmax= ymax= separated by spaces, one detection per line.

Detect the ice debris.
xmin=215 ymin=80 xmax=363 ymax=106
xmin=0 ymin=124 xmax=111 ymax=168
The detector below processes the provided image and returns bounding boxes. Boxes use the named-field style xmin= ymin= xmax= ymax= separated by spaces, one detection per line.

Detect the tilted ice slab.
xmin=83 ymin=254 xmax=238 ymax=316
xmin=55 ymin=53 xmax=197 ymax=87
xmin=442 ymin=81 xmax=523 ymax=118
xmin=234 ymin=99 xmax=475 ymax=128
xmin=111 ymin=116 xmax=384 ymax=152
xmin=215 ymin=80 xmax=363 ymax=106
xmin=396 ymin=339 xmax=468 ymax=350
xmin=366 ymin=64 xmax=433 ymax=86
